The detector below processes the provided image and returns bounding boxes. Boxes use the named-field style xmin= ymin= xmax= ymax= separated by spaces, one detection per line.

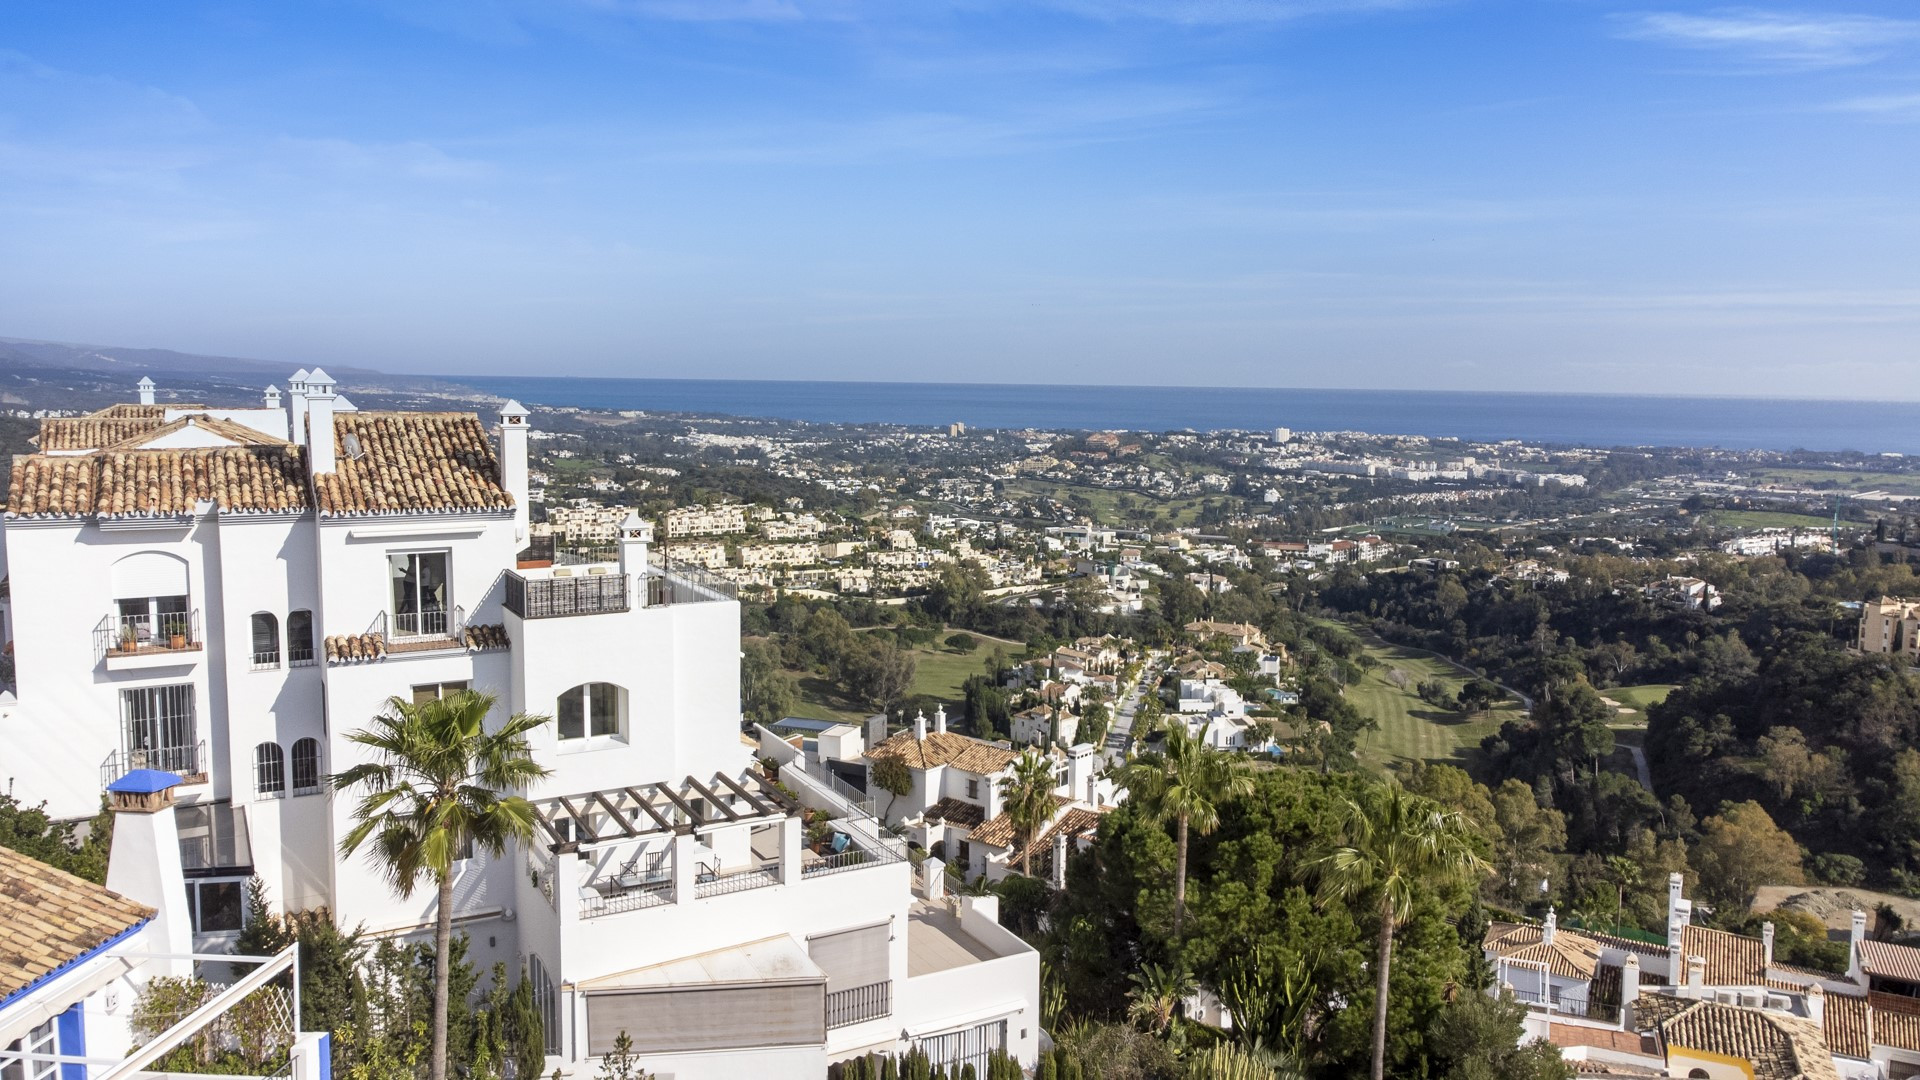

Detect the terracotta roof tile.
xmin=970 ymin=795 xmax=1071 ymax=849
xmin=461 ymin=623 xmax=510 ymax=651
xmin=1824 ymin=991 xmax=1870 ymax=1058
xmin=1007 ymin=805 xmax=1108 ymax=866
xmin=324 ymin=632 xmax=388 ymax=663
xmin=1876 ymin=1003 xmax=1920 ymax=1051
xmin=7 ymin=446 xmax=310 ymax=519
xmin=924 ymin=797 xmax=986 ymax=829
xmin=1484 ymin=922 xmax=1604 ymax=980
xmin=91 ymin=404 xmax=201 ymax=419
xmin=1685 ymin=924 xmax=1768 ymax=985
xmin=36 ymin=416 xmax=166 ymax=451
xmin=864 ymin=730 xmax=1020 ymax=775
xmin=312 ymin=412 xmax=512 ymax=516
xmin=1858 ymin=939 xmax=1920 ymax=983
xmin=0 ymin=847 xmax=153 ymax=1001
xmin=1657 ymin=998 xmax=1839 ymax=1080
xmin=105 ymin=414 xmax=287 ymax=451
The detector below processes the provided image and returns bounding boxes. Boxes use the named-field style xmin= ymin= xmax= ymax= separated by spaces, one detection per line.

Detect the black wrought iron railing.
xmin=95 ymin=609 xmax=201 ymax=662
xmin=505 ymin=572 xmax=630 ymax=619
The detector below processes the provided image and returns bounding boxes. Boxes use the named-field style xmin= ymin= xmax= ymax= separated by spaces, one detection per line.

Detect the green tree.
xmin=332 ymin=689 xmax=552 ymax=1080
xmin=871 ymin=755 xmax=915 ymax=819
xmin=741 ymin=637 xmax=798 ymax=725
xmin=1306 ymin=785 xmax=1490 ymax=1080
xmin=1426 ymin=992 xmax=1573 ymax=1080
xmin=1693 ymin=800 xmax=1805 ymax=908
xmin=1123 ymin=724 xmax=1254 ymax=938
xmin=1001 ymin=749 xmax=1059 ymax=878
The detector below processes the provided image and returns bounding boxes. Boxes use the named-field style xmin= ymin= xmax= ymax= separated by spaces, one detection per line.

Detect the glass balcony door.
xmin=115 ymin=594 xmax=190 ymax=646
xmin=390 ymin=551 xmax=450 ymax=637
xmin=122 ymin=684 xmax=198 ymax=774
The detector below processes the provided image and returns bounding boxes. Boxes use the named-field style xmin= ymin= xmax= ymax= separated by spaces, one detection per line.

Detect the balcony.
xmin=645 ymin=554 xmax=737 ymax=605
xmin=101 ymin=740 xmax=207 ymax=788
xmin=505 ymin=570 xmax=629 ymax=620
xmin=827 ymin=981 xmax=892 ymax=1030
xmin=95 ymin=610 xmax=202 ymax=668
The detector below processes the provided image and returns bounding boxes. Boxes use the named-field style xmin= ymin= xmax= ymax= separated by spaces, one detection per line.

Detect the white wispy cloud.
xmin=1829 ymin=92 xmax=1920 ymax=119
xmin=1617 ymin=8 xmax=1920 ymax=69
xmin=1028 ymin=0 xmax=1437 ymax=25
xmin=272 ymin=137 xmax=496 ymax=181
xmin=636 ymin=84 xmax=1230 ymax=162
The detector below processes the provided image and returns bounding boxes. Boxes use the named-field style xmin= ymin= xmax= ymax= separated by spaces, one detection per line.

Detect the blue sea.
xmin=459 ymin=376 xmax=1916 ymax=455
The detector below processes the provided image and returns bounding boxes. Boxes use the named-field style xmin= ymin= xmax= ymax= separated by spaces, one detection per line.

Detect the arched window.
xmin=556 ymin=683 xmax=625 ymax=741
xmin=291 ymin=738 xmax=320 ymax=795
xmin=251 ymin=613 xmax=280 ymax=669
xmin=255 ymin=742 xmax=285 ymax=796
xmin=287 ymin=610 xmax=315 ymax=667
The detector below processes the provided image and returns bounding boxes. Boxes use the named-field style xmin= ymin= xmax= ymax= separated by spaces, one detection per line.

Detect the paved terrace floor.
xmin=907 ymin=899 xmax=1000 ymax=977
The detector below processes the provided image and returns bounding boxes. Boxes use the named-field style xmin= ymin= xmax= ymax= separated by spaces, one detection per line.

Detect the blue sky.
xmin=2 ymin=1 xmax=1917 ymax=397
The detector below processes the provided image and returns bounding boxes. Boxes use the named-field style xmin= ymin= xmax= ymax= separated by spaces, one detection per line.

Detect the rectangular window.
xmin=411 ymin=681 xmax=470 ymax=705
xmin=122 ymin=684 xmax=197 ymax=775
xmin=965 ymin=778 xmax=979 ymax=800
xmin=529 ymin=955 xmax=560 ymax=1054
xmin=390 ymin=552 xmax=450 ymax=637
xmin=183 ymin=878 xmax=246 ymax=934
xmin=0 ymin=1019 xmax=57 ymax=1080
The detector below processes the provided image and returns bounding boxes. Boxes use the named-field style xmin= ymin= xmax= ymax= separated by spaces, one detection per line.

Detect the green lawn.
xmin=1333 ymin=632 xmax=1525 ymax=771
xmin=1003 ymin=479 xmax=1213 ymax=528
xmin=1599 ymin=683 xmax=1676 ymax=724
xmin=1746 ymin=467 xmax=1920 ymax=497
xmin=787 ymin=628 xmax=1026 ymax=724
xmin=1704 ymin=509 xmax=1853 ymax=531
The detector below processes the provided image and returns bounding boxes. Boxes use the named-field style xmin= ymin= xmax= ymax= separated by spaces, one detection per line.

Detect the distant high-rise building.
xmin=1273 ymin=427 xmax=1292 ymax=444
xmin=949 ymin=421 xmax=966 ymax=437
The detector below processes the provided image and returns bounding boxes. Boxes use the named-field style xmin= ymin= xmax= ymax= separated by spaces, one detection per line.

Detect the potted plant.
xmin=117 ymin=625 xmax=138 ymax=654
xmin=168 ymin=628 xmax=187 ymax=650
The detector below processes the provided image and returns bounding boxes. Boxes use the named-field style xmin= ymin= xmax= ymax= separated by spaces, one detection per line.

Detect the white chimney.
xmin=1806 ymin=981 xmax=1825 ymax=1025
xmin=933 ymin=706 xmax=947 ymax=735
xmin=1763 ymin=921 xmax=1775 ymax=967
xmin=1686 ymin=955 xmax=1707 ymax=993
xmin=913 ymin=711 xmax=928 ymax=741
xmin=497 ymin=400 xmax=530 ymax=541
xmin=1051 ymin=831 xmax=1069 ymax=889
xmin=288 ymin=369 xmax=310 ymax=447
xmin=304 ymin=368 xmax=337 ymax=474
xmin=136 ymin=376 xmax=156 ymax=406
xmin=104 ymin=770 xmax=192 ymax=977
xmin=1849 ymin=909 xmax=1869 ymax=982
xmin=1068 ymin=743 xmax=1095 ymax=800
xmin=264 ymin=384 xmax=281 ymax=410
xmin=1669 ymin=897 xmax=1692 ymax=951
xmin=1543 ymin=907 xmax=1557 ymax=946
xmin=617 ymin=513 xmax=653 ymax=606
xmin=1620 ymin=955 xmax=1641 ymax=1028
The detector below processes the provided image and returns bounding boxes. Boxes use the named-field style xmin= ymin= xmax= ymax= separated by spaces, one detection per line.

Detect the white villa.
xmin=0 ymin=376 xmax=1040 ymax=1079
xmin=1486 ymin=874 xmax=1920 ymax=1079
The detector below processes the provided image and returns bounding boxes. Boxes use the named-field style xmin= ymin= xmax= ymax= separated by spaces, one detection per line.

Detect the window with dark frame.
xmin=287 ymin=610 xmax=315 ymax=666
xmin=251 ymin=612 xmax=280 ymax=669
xmin=291 ymin=738 xmax=321 ymax=795
xmin=255 ymin=742 xmax=285 ymax=796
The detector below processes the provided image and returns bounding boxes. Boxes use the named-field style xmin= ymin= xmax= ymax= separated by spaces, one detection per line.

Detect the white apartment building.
xmin=664 ymin=504 xmax=748 ymax=538
xmin=0 ymin=377 xmax=1040 ymax=1079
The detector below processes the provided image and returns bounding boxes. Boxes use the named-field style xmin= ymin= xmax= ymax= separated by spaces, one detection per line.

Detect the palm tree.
xmin=1000 ymin=749 xmax=1059 ymax=878
xmin=1121 ymin=724 xmax=1253 ymax=938
xmin=332 ymin=689 xmax=552 ymax=1080
xmin=1125 ymin=961 xmax=1195 ymax=1038
xmin=1305 ymin=785 xmax=1490 ymax=1080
